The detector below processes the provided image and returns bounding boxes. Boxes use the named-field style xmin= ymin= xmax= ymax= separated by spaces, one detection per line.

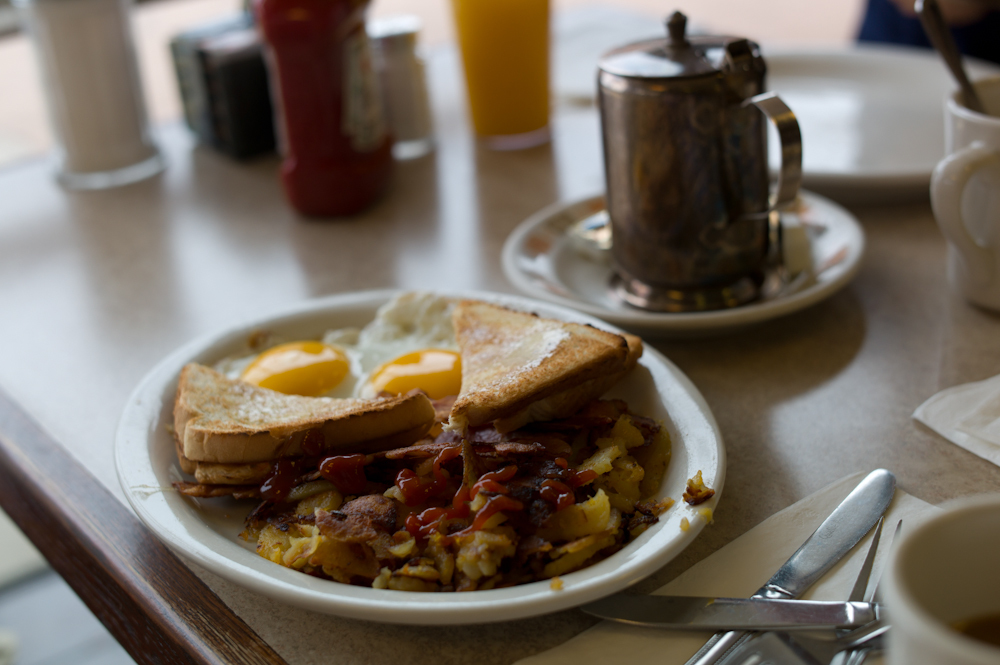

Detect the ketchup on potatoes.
xmin=319 ymin=454 xmax=369 ymax=494
xmin=402 ymin=461 xmax=528 ymax=542
xmin=255 ymin=0 xmax=391 ymax=216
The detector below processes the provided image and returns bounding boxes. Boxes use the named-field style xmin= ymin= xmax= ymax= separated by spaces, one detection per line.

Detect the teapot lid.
xmin=599 ymin=11 xmax=723 ymax=79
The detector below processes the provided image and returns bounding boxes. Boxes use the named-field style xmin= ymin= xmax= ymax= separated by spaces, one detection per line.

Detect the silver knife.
xmin=683 ymin=468 xmax=896 ymax=665
xmin=581 ymin=595 xmax=881 ymax=631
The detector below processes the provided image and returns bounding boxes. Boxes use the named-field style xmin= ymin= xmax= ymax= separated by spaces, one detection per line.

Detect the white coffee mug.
xmin=882 ymin=494 xmax=1000 ymax=665
xmin=931 ymin=77 xmax=1000 ymax=311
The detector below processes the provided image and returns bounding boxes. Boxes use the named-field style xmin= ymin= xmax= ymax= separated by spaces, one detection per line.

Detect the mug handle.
xmin=930 ymin=141 xmax=1000 ymax=283
xmin=743 ymin=91 xmax=802 ymax=210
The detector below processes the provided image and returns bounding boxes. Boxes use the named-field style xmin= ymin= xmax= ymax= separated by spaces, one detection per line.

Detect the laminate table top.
xmin=1 ymin=18 xmax=999 ymax=665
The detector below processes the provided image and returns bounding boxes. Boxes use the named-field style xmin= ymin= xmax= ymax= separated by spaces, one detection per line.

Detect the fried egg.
xmin=218 ymin=293 xmax=460 ymax=400
xmin=363 ymin=348 xmax=462 ymax=399
xmin=240 ymin=341 xmax=351 ymax=397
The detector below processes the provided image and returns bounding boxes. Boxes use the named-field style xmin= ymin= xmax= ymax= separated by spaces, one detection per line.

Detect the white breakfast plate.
xmin=501 ymin=191 xmax=864 ymax=338
xmin=115 ymin=290 xmax=724 ymax=625
xmin=766 ymin=44 xmax=1000 ymax=202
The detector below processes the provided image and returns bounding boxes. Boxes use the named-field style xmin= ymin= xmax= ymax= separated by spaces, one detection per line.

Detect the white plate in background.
xmin=115 ymin=290 xmax=724 ymax=625
xmin=766 ymin=44 xmax=1000 ymax=202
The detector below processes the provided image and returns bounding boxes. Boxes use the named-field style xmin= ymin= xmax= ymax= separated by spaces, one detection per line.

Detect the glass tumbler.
xmin=450 ymin=0 xmax=550 ymax=150
xmin=15 ymin=0 xmax=165 ymax=189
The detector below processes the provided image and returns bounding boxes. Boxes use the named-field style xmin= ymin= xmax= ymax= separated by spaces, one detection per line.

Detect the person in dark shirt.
xmin=858 ymin=0 xmax=1000 ymax=64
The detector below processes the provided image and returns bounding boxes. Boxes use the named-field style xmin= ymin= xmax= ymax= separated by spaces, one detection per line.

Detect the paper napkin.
xmin=516 ymin=472 xmax=936 ymax=665
xmin=913 ymin=373 xmax=1000 ymax=467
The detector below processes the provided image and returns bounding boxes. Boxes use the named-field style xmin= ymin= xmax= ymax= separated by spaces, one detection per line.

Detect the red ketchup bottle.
xmin=255 ymin=0 xmax=392 ymax=216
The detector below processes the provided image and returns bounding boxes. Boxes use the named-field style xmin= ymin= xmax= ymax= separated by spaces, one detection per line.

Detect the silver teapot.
xmin=599 ymin=12 xmax=802 ymax=312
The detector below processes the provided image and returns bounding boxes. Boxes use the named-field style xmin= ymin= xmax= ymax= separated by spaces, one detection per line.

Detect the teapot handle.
xmin=742 ymin=91 xmax=802 ymax=210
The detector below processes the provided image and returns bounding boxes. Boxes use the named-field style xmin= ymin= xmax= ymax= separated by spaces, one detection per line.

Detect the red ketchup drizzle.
xmin=539 ymin=479 xmax=575 ymax=511
xmin=300 ymin=428 xmax=325 ymax=456
xmin=554 ymin=457 xmax=595 ymax=489
xmin=396 ymin=469 xmax=446 ymax=506
xmin=470 ymin=465 xmax=517 ymax=495
xmin=404 ymin=504 xmax=469 ymax=541
xmin=319 ymin=454 xmax=368 ymax=494
xmin=434 ymin=444 xmax=463 ymax=471
xmin=259 ymin=459 xmax=301 ymax=502
xmin=451 ymin=485 xmax=471 ymax=509
xmin=404 ymin=463 xmax=524 ymax=542
xmin=395 ymin=445 xmax=462 ymax=506
xmin=457 ymin=495 xmax=524 ymax=535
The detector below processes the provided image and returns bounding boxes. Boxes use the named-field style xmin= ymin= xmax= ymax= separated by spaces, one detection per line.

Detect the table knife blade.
xmin=684 ymin=468 xmax=896 ymax=665
xmin=581 ymin=595 xmax=880 ymax=631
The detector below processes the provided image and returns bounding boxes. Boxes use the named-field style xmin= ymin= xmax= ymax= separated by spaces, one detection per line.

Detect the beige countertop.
xmin=1 ymin=5 xmax=999 ymax=664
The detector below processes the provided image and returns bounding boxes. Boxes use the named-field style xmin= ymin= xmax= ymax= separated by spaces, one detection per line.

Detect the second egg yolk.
xmin=241 ymin=341 xmax=350 ymax=396
xmin=367 ymin=349 xmax=462 ymax=399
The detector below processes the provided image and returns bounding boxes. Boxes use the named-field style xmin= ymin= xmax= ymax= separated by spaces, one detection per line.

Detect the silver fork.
xmin=825 ymin=517 xmax=887 ymax=665
xmin=718 ymin=518 xmax=891 ymax=665
xmin=837 ymin=520 xmax=903 ymax=665
xmin=799 ymin=518 xmax=903 ymax=665
xmin=728 ymin=623 xmax=891 ymax=665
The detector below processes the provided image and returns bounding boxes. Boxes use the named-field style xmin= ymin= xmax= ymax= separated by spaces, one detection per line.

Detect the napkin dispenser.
xmin=170 ymin=16 xmax=276 ymax=160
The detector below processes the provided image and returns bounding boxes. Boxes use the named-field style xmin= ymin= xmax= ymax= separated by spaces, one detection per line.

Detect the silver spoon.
xmin=915 ymin=0 xmax=987 ymax=114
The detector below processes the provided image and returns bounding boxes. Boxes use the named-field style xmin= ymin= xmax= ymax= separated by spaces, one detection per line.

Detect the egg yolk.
xmin=241 ymin=341 xmax=350 ymax=396
xmin=367 ymin=349 xmax=462 ymax=400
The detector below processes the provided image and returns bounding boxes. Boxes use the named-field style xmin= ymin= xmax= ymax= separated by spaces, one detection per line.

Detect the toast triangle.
xmin=448 ymin=301 xmax=642 ymax=431
xmin=174 ymin=363 xmax=435 ymax=464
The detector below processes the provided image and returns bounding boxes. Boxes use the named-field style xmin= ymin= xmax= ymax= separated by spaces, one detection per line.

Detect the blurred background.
xmin=0 ymin=0 xmax=867 ymax=167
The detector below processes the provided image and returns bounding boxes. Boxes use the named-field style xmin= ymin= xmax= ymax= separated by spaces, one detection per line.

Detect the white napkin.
xmin=516 ymin=472 xmax=936 ymax=665
xmin=913 ymin=373 xmax=1000 ymax=467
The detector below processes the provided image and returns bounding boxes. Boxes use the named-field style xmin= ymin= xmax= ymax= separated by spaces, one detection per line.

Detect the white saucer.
xmin=766 ymin=45 xmax=1000 ymax=202
xmin=501 ymin=191 xmax=865 ymax=338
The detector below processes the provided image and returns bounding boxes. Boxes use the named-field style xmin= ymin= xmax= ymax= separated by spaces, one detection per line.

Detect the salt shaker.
xmin=15 ymin=0 xmax=164 ymax=189
xmin=369 ymin=15 xmax=434 ymax=160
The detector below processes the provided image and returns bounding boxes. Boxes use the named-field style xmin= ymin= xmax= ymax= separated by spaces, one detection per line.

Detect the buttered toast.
xmin=448 ymin=301 xmax=643 ymax=432
xmin=174 ymin=363 xmax=435 ymax=468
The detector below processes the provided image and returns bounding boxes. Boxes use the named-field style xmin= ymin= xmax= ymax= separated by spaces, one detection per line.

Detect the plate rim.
xmin=501 ymin=191 xmax=865 ymax=335
xmin=114 ymin=289 xmax=725 ymax=624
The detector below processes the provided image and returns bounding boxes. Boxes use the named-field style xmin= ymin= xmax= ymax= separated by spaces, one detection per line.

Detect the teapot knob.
xmin=666 ymin=11 xmax=688 ymax=46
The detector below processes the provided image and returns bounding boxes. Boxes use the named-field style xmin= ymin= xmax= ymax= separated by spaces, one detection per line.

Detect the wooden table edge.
xmin=0 ymin=384 xmax=289 ymax=665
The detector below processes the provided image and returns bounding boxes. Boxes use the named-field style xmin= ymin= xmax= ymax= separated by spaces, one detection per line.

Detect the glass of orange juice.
xmin=451 ymin=0 xmax=550 ymax=149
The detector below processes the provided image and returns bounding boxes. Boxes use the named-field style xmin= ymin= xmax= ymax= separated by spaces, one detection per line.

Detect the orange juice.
xmin=451 ymin=0 xmax=550 ymax=146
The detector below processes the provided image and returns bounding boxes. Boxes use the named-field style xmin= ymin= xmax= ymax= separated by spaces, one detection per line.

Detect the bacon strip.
xmin=518 ymin=416 xmax=614 ymax=432
xmin=173 ymin=481 xmax=259 ymax=500
xmin=379 ymin=440 xmax=452 ymax=460
xmin=378 ymin=440 xmax=547 ymax=461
